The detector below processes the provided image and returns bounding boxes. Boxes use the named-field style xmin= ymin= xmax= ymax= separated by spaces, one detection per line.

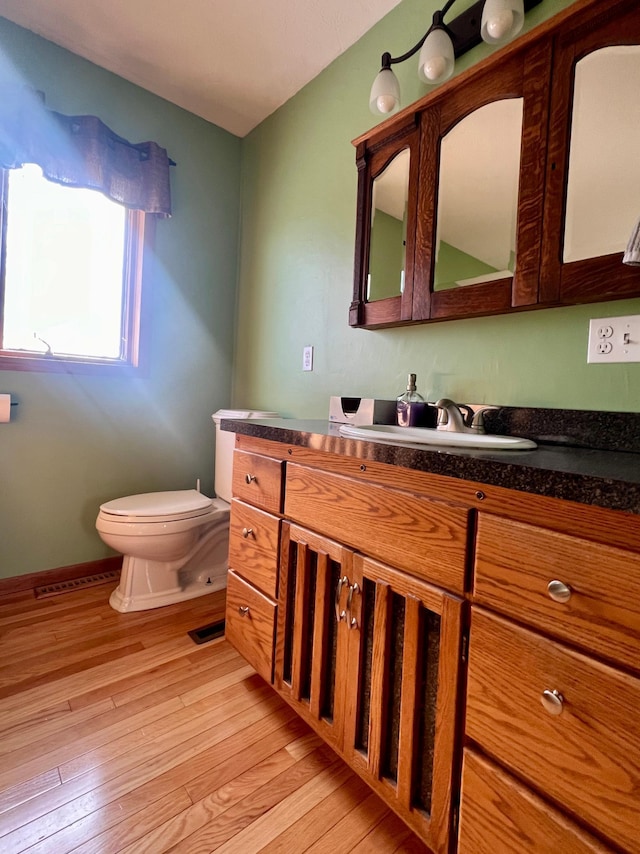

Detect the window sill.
xmin=0 ymin=352 xmax=143 ymax=376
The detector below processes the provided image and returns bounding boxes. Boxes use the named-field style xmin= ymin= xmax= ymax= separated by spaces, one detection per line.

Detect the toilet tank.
xmin=211 ymin=409 xmax=279 ymax=503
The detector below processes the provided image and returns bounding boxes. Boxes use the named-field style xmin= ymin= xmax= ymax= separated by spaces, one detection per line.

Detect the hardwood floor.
xmin=0 ymin=581 xmax=428 ymax=853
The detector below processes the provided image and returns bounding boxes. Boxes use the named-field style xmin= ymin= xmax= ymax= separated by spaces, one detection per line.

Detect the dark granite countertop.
xmin=222 ymin=414 xmax=640 ymax=515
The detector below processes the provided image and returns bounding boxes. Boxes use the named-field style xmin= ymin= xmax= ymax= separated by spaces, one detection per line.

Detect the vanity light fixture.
xmin=369 ymin=0 xmax=542 ymax=115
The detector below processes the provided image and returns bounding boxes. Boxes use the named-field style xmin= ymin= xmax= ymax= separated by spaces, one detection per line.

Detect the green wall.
xmin=234 ymin=0 xmax=640 ymax=416
xmin=0 ymin=18 xmax=242 ymax=578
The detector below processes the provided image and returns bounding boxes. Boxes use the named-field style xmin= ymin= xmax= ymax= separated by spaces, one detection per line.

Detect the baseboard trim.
xmin=0 ymin=556 xmax=123 ymax=596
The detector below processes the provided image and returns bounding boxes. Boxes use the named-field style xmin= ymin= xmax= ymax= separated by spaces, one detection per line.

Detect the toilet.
xmin=96 ymin=409 xmax=278 ymax=612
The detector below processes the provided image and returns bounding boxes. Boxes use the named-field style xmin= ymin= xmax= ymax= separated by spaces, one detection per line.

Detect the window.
xmin=0 ymin=164 xmax=149 ymax=374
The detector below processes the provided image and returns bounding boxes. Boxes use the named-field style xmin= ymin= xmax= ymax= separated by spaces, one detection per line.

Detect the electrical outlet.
xmin=587 ymin=315 xmax=640 ymax=363
xmin=302 ymin=345 xmax=314 ymax=371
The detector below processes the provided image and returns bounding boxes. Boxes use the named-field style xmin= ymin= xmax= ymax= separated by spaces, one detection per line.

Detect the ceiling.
xmin=0 ymin=0 xmax=403 ymax=137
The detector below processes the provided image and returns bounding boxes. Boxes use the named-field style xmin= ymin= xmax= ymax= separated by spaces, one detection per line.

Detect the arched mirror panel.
xmin=368 ymin=148 xmax=410 ymax=301
xmin=435 ymin=98 xmax=523 ymax=291
xmin=563 ymin=45 xmax=640 ymax=263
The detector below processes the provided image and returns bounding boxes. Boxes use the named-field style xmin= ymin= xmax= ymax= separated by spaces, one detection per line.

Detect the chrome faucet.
xmin=435 ymin=398 xmax=490 ymax=434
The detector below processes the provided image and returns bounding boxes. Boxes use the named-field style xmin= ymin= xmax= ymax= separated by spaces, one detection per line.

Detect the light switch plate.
xmin=587 ymin=315 xmax=640 ymax=363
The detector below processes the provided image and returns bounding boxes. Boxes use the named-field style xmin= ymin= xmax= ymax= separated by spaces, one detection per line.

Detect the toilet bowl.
xmin=96 ymin=409 xmax=278 ymax=612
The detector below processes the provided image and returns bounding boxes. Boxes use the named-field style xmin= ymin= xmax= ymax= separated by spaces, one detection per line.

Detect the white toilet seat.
xmin=99 ymin=490 xmax=227 ymax=524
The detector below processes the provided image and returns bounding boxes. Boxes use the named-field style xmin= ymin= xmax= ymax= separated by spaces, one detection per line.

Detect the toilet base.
xmin=109 ymin=522 xmax=229 ymax=613
xmin=109 ymin=567 xmax=227 ymax=612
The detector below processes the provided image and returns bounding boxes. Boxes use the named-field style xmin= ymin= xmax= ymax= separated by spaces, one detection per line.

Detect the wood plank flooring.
xmin=0 ymin=581 xmax=428 ymax=853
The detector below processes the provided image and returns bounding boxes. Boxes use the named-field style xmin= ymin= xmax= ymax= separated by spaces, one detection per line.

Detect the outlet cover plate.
xmin=587 ymin=315 xmax=640 ymax=363
xmin=302 ymin=345 xmax=314 ymax=371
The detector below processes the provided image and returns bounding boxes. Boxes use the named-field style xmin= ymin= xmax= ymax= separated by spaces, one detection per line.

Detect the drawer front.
xmin=225 ymin=571 xmax=276 ymax=684
xmin=459 ymin=750 xmax=611 ymax=854
xmin=284 ymin=463 xmax=469 ymax=593
xmin=474 ymin=513 xmax=640 ymax=672
xmin=232 ymin=450 xmax=284 ymax=513
xmin=228 ymin=500 xmax=280 ymax=599
xmin=466 ymin=608 xmax=640 ymax=853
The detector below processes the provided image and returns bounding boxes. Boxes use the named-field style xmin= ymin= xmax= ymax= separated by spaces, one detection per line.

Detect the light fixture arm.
xmin=378 ymin=1 xmax=458 ymax=71
xmin=377 ymin=0 xmax=541 ymax=73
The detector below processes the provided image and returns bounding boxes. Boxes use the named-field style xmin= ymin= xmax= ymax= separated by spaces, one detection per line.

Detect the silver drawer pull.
xmin=245 ymin=474 xmax=256 ymax=484
xmin=241 ymin=527 xmax=254 ymax=539
xmin=547 ymin=580 xmax=572 ymax=603
xmin=541 ymin=688 xmax=564 ymax=715
xmin=334 ymin=575 xmax=349 ymax=623
xmin=238 ymin=605 xmax=250 ymax=617
xmin=347 ymin=582 xmax=360 ymax=629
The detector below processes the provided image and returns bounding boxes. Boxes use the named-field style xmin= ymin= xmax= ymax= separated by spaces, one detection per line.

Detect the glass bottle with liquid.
xmin=396 ymin=373 xmax=426 ymax=427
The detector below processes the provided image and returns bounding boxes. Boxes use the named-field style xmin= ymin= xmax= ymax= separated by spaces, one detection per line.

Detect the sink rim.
xmin=338 ymin=423 xmax=537 ymax=450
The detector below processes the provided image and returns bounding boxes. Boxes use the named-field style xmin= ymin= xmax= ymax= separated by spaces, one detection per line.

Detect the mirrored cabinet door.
xmin=540 ymin=0 xmax=640 ymax=305
xmin=351 ymin=118 xmax=420 ymax=328
xmin=415 ymin=43 xmax=550 ymax=322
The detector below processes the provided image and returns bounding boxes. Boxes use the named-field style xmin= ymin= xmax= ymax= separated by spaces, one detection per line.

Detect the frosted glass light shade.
xmin=418 ymin=28 xmax=455 ymax=84
xmin=481 ymin=0 xmax=524 ymax=45
xmin=369 ymin=67 xmax=401 ymax=115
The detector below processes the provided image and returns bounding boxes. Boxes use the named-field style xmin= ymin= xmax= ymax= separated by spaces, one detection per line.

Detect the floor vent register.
xmin=34 ymin=570 xmax=121 ymax=599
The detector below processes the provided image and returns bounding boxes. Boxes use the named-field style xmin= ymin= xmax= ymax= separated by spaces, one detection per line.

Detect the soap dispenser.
xmin=396 ymin=373 xmax=426 ymax=427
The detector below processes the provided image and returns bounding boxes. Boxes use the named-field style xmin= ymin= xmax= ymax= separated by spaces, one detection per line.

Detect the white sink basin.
xmin=339 ymin=423 xmax=537 ymax=450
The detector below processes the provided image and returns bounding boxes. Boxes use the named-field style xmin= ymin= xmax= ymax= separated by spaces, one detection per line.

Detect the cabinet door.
xmin=274 ymin=522 xmax=353 ymax=751
xmin=342 ymin=553 xmax=464 ymax=854
xmin=540 ymin=0 xmax=640 ymax=305
xmin=417 ymin=40 xmax=550 ymax=323
xmin=351 ymin=115 xmax=421 ymax=328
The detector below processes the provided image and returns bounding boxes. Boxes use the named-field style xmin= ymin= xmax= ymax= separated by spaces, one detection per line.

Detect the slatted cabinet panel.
xmin=344 ymin=554 xmax=464 ymax=854
xmin=275 ymin=523 xmax=354 ymax=752
xmin=275 ymin=525 xmax=464 ymax=854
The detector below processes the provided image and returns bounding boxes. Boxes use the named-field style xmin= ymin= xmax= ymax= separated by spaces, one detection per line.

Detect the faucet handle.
xmin=470 ymin=406 xmax=496 ymax=433
xmin=457 ymin=404 xmax=474 ymax=427
xmin=434 ymin=398 xmax=456 ymax=428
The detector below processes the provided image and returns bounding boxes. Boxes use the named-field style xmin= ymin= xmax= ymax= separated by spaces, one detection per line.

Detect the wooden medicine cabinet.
xmin=350 ymin=0 xmax=640 ymax=329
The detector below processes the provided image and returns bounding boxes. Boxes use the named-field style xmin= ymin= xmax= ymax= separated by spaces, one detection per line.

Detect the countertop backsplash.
xmin=482 ymin=406 xmax=640 ymax=454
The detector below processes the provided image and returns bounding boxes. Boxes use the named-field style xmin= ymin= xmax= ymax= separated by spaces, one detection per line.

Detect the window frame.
xmin=0 ymin=167 xmax=153 ymax=376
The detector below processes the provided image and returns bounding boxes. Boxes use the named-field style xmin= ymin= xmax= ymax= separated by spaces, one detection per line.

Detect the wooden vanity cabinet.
xmin=225 ymin=434 xmax=640 ymax=853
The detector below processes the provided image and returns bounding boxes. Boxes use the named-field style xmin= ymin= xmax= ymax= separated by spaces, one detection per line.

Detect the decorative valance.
xmin=0 ymin=88 xmax=173 ymax=216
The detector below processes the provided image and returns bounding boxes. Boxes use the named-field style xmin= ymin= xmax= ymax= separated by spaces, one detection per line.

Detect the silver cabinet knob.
xmin=245 ymin=474 xmax=256 ymax=484
xmin=541 ymin=688 xmax=564 ymax=715
xmin=238 ymin=605 xmax=250 ymax=617
xmin=547 ymin=579 xmax=572 ymax=603
xmin=241 ymin=527 xmax=254 ymax=539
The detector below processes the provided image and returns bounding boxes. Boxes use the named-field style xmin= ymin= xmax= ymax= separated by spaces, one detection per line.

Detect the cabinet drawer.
xmin=473 ymin=514 xmax=640 ymax=672
xmin=459 ymin=750 xmax=611 ymax=854
xmin=225 ymin=571 xmax=276 ymax=684
xmin=228 ymin=500 xmax=280 ymax=599
xmin=232 ymin=450 xmax=284 ymax=513
xmin=284 ymin=463 xmax=469 ymax=593
xmin=466 ymin=608 xmax=640 ymax=853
